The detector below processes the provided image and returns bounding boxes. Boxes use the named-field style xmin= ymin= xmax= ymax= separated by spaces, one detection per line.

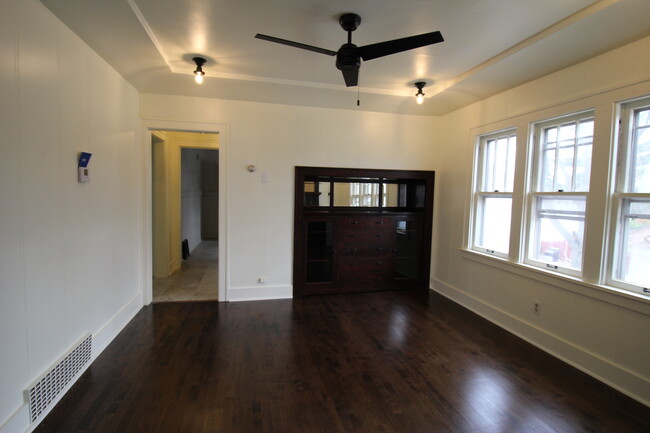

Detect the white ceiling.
xmin=40 ymin=0 xmax=650 ymax=115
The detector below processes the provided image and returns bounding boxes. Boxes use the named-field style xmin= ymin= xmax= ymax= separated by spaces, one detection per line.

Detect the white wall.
xmin=0 ymin=0 xmax=141 ymax=431
xmin=140 ymin=95 xmax=439 ymax=301
xmin=432 ymin=36 xmax=650 ymax=404
xmin=181 ymin=148 xmax=203 ymax=253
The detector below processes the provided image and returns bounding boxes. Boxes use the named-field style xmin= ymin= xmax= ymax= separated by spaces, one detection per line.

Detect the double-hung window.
xmin=471 ymin=130 xmax=516 ymax=257
xmin=610 ymin=99 xmax=650 ymax=293
xmin=527 ymin=112 xmax=594 ymax=276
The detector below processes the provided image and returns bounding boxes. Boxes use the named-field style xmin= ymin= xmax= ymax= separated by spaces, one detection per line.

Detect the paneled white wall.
xmin=140 ymin=95 xmax=439 ymax=301
xmin=0 ymin=0 xmax=141 ymax=431
xmin=433 ymin=36 xmax=650 ymax=404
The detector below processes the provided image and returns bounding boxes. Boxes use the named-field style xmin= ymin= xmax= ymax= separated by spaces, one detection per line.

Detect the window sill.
xmin=459 ymin=248 xmax=649 ymax=314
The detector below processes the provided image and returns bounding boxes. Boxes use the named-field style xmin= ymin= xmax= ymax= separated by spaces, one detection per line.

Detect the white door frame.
xmin=140 ymin=118 xmax=228 ymax=304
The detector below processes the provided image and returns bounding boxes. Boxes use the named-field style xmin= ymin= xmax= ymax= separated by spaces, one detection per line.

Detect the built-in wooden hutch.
xmin=293 ymin=166 xmax=435 ymax=296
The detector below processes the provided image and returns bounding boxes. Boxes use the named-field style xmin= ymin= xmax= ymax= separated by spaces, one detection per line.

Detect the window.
xmin=610 ymin=99 xmax=650 ymax=293
xmin=527 ymin=112 xmax=594 ymax=275
xmin=471 ymin=130 xmax=516 ymax=257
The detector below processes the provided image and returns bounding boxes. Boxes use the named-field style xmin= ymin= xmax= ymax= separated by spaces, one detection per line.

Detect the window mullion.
xmin=552 ymin=134 xmax=559 ymax=191
xmin=572 ymin=121 xmax=579 ymax=192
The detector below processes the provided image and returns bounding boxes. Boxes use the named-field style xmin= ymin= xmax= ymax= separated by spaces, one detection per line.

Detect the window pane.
xmin=538 ymin=117 xmax=593 ymax=192
xmin=493 ymin=138 xmax=508 ymax=191
xmin=637 ymin=108 xmax=650 ymax=127
xmin=476 ymin=196 xmax=512 ymax=254
xmin=556 ymin=145 xmax=574 ymax=191
xmin=631 ymin=122 xmax=650 ymax=193
xmin=575 ymin=144 xmax=592 ymax=191
xmin=615 ymin=199 xmax=650 ymax=288
xmin=484 ymin=139 xmax=496 ymax=190
xmin=506 ymin=136 xmax=516 ymax=191
xmin=333 ymin=182 xmax=379 ymax=207
xmin=530 ymin=197 xmax=586 ymax=270
xmin=545 ymin=126 xmax=557 ymax=144
xmin=577 ymin=119 xmax=594 ymax=138
xmin=541 ymin=148 xmax=556 ymax=191
xmin=481 ymin=135 xmax=516 ymax=192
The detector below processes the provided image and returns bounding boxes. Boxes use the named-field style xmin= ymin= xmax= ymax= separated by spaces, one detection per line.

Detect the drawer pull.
xmin=375 ymin=234 xmax=383 ymax=238
xmin=351 ymin=220 xmax=359 ymax=225
xmin=375 ymin=220 xmax=384 ymax=224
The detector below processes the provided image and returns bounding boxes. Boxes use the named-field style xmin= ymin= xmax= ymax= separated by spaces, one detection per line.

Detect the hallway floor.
xmin=153 ymin=240 xmax=218 ymax=302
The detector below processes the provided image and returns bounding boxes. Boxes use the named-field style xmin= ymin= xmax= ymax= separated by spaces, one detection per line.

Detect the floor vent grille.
xmin=25 ymin=334 xmax=92 ymax=423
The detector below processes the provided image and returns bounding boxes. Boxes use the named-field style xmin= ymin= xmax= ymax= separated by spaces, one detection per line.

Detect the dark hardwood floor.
xmin=35 ymin=290 xmax=649 ymax=433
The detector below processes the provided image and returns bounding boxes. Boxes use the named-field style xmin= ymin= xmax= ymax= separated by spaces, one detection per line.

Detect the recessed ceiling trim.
xmin=126 ymin=0 xmax=172 ymax=70
xmin=170 ymin=69 xmax=411 ymax=97
xmin=428 ymin=0 xmax=620 ymax=96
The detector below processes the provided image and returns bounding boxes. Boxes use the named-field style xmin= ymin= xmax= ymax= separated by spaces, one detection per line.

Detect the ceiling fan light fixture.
xmin=255 ymin=14 xmax=443 ymax=89
xmin=414 ymin=81 xmax=426 ymax=104
xmin=192 ymin=57 xmax=206 ymax=84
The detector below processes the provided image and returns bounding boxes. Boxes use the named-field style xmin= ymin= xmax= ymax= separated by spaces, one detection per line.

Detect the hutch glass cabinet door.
xmin=305 ymin=219 xmax=336 ymax=283
xmin=392 ymin=216 xmax=423 ymax=282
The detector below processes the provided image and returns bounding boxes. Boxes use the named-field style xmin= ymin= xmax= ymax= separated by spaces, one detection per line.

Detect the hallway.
xmin=152 ymin=240 xmax=218 ymax=302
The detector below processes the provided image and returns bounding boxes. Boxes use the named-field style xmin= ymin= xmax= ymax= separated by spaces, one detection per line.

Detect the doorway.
xmin=150 ymin=130 xmax=219 ymax=302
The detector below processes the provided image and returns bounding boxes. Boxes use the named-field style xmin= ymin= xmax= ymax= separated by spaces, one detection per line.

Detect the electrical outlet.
xmin=533 ymin=300 xmax=541 ymax=315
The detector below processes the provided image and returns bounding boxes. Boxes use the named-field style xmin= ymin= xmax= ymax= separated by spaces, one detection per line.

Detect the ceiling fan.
xmin=255 ymin=13 xmax=444 ymax=87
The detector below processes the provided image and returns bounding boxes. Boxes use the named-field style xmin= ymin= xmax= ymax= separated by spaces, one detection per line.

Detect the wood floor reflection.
xmin=153 ymin=240 xmax=218 ymax=302
xmin=35 ymin=291 xmax=649 ymax=433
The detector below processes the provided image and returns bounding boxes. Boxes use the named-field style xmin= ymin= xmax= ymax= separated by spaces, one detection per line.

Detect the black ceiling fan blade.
xmin=341 ymin=68 xmax=359 ymax=87
xmin=255 ymin=34 xmax=337 ymax=56
xmin=358 ymin=31 xmax=444 ymax=61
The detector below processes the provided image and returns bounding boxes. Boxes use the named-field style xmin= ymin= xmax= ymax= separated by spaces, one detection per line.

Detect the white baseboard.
xmin=93 ymin=292 xmax=143 ymax=359
xmin=0 ymin=292 xmax=144 ymax=433
xmin=227 ymin=284 xmax=293 ymax=302
xmin=430 ymin=278 xmax=650 ymax=406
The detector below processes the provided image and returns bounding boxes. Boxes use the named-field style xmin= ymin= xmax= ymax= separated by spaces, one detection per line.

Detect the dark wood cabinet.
xmin=294 ymin=167 xmax=434 ymax=296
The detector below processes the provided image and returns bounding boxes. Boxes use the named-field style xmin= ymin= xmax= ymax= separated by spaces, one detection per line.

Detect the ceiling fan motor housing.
xmin=336 ymin=43 xmax=360 ymax=71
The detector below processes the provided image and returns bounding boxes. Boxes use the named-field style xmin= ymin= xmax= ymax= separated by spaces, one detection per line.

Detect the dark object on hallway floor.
xmin=182 ymin=239 xmax=190 ymax=260
xmin=34 ymin=291 xmax=649 ymax=433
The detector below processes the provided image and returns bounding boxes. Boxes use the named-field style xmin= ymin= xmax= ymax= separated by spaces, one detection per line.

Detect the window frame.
xmin=607 ymin=98 xmax=650 ymax=294
xmin=525 ymin=111 xmax=595 ymax=277
xmin=471 ymin=129 xmax=517 ymax=258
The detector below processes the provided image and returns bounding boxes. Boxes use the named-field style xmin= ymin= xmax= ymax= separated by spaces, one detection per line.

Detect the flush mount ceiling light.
xmin=192 ymin=57 xmax=206 ymax=84
xmin=414 ymin=81 xmax=426 ymax=104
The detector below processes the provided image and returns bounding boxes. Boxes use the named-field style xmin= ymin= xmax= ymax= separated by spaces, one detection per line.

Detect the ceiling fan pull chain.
xmin=357 ymin=80 xmax=361 ymax=106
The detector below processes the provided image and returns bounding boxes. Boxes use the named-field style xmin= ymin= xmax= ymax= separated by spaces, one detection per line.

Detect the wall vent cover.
xmin=25 ymin=334 xmax=92 ymax=423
